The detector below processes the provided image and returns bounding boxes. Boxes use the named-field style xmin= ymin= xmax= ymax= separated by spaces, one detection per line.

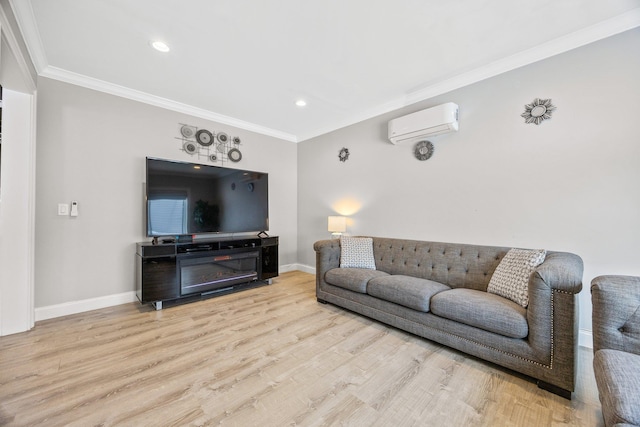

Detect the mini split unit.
xmin=388 ymin=102 xmax=459 ymax=144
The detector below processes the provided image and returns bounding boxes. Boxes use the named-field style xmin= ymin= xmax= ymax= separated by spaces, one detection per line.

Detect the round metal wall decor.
xmin=217 ymin=132 xmax=229 ymax=143
xmin=195 ymin=129 xmax=214 ymax=146
xmin=177 ymin=123 xmax=247 ymax=165
xmin=180 ymin=125 xmax=196 ymax=138
xmin=338 ymin=147 xmax=350 ymax=162
xmin=521 ymin=98 xmax=556 ymax=125
xmin=228 ymin=148 xmax=242 ymax=162
xmin=414 ymin=140 xmax=434 ymax=161
xmin=183 ymin=141 xmax=198 ymax=154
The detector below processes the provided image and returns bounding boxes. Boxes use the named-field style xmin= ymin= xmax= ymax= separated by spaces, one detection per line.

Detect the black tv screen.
xmin=146 ymin=157 xmax=269 ymax=236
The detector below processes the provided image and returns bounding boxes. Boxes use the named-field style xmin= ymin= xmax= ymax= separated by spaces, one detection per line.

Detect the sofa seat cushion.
xmin=367 ymin=275 xmax=450 ymax=312
xmin=430 ymin=288 xmax=529 ymax=339
xmin=325 ymin=268 xmax=390 ymax=294
xmin=594 ymin=349 xmax=640 ymax=427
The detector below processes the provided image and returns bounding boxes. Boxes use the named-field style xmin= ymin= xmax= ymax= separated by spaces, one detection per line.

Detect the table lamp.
xmin=328 ymin=216 xmax=347 ymax=238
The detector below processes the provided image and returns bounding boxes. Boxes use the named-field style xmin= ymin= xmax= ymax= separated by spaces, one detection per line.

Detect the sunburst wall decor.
xmin=521 ymin=98 xmax=556 ymax=125
xmin=338 ymin=147 xmax=350 ymax=162
xmin=414 ymin=140 xmax=434 ymax=161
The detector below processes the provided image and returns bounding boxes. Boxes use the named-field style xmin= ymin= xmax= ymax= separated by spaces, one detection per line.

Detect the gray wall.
xmin=297 ymin=28 xmax=640 ymax=334
xmin=35 ymin=77 xmax=297 ymax=307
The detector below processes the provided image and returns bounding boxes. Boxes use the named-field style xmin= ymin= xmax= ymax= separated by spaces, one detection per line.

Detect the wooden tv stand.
xmin=136 ymin=235 xmax=278 ymax=309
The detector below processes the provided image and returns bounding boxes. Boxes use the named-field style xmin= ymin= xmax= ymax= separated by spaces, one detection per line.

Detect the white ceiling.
xmin=11 ymin=0 xmax=640 ymax=142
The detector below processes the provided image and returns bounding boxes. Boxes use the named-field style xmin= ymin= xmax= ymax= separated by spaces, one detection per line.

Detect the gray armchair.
xmin=591 ymin=275 xmax=640 ymax=427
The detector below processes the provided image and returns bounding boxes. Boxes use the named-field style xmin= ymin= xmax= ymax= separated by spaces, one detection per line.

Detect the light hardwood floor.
xmin=0 ymin=271 xmax=603 ymax=426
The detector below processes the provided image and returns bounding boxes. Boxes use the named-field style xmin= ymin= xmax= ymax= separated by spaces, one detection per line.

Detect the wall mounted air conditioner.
xmin=388 ymin=102 xmax=459 ymax=144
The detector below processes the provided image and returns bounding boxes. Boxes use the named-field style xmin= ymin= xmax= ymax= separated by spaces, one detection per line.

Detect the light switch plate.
xmin=58 ymin=203 xmax=69 ymax=216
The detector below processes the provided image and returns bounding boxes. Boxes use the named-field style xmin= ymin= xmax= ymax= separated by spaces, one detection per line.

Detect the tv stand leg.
xmin=152 ymin=301 xmax=163 ymax=310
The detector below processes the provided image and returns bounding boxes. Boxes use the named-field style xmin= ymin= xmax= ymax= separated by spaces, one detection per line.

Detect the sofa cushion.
xmin=594 ymin=349 xmax=640 ymax=427
xmin=367 ymin=275 xmax=450 ymax=312
xmin=430 ymin=288 xmax=529 ymax=338
xmin=340 ymin=236 xmax=376 ymax=269
xmin=325 ymin=268 xmax=389 ymax=293
xmin=487 ymin=248 xmax=546 ymax=308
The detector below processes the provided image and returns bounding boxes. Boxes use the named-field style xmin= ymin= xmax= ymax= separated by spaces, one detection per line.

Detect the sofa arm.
xmin=314 ymin=239 xmax=341 ymax=277
xmin=532 ymin=252 xmax=584 ymax=294
xmin=591 ymin=275 xmax=640 ymax=355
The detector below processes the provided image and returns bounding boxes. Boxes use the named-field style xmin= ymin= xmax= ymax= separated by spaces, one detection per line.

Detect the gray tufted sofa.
xmin=314 ymin=237 xmax=584 ymax=398
xmin=591 ymin=275 xmax=640 ymax=427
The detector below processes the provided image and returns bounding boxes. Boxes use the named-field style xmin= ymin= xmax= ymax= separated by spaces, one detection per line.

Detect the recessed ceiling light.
xmin=151 ymin=41 xmax=170 ymax=52
xmin=295 ymin=99 xmax=307 ymax=107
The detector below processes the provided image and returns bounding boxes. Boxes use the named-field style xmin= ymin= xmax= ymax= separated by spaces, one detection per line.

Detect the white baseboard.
xmin=35 ymin=291 xmax=138 ymax=322
xmin=579 ymin=329 xmax=593 ymax=349
xmin=278 ymin=263 xmax=298 ymax=273
xmin=35 ymin=264 xmax=302 ymax=321
xmin=288 ymin=264 xmax=315 ymax=275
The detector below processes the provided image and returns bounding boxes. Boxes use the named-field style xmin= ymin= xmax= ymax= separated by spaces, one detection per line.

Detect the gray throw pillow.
xmin=340 ymin=236 xmax=376 ymax=269
xmin=487 ymin=248 xmax=546 ymax=308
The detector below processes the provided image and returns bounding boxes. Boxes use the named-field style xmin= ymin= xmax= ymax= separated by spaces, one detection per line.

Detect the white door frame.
xmin=0 ymin=7 xmax=38 ymax=335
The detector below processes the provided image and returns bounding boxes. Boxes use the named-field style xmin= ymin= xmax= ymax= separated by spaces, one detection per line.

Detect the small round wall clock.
xmin=414 ymin=140 xmax=434 ymax=161
xmin=195 ymin=129 xmax=214 ymax=146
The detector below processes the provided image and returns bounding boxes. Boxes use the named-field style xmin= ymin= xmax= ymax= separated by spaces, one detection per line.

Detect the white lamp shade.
xmin=328 ymin=216 xmax=347 ymax=233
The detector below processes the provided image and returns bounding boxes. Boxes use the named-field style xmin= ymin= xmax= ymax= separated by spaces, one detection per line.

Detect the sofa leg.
xmin=537 ymin=380 xmax=572 ymax=400
xmin=317 ymin=298 xmax=328 ymax=304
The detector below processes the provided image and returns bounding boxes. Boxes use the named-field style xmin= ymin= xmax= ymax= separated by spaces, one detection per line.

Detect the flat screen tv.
xmin=146 ymin=157 xmax=269 ymax=237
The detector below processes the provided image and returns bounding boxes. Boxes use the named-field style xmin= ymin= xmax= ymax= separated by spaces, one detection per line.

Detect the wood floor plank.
xmin=0 ymin=271 xmax=603 ymax=426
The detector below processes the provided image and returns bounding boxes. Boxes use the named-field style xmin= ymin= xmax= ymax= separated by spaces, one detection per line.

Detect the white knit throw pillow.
xmin=487 ymin=248 xmax=546 ymax=308
xmin=340 ymin=236 xmax=376 ymax=269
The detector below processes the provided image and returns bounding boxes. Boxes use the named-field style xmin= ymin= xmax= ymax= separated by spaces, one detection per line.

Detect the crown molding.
xmin=405 ymin=7 xmax=640 ymax=106
xmin=298 ymin=8 xmax=640 ymax=142
xmin=8 ymin=2 xmax=640 ymax=143
xmin=8 ymin=0 xmax=298 ymax=141
xmin=7 ymin=0 xmax=46 ymax=73
xmin=297 ymin=96 xmax=408 ymax=142
xmin=6 ymin=0 xmax=298 ymax=142
xmin=0 ymin=1 xmax=37 ymax=91
xmin=40 ymin=66 xmax=298 ymax=142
